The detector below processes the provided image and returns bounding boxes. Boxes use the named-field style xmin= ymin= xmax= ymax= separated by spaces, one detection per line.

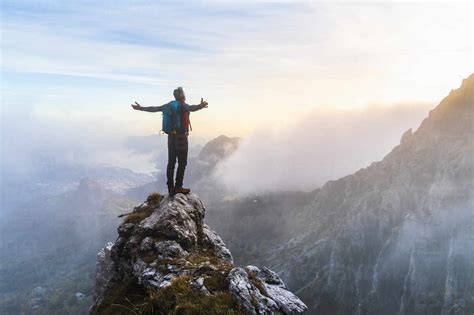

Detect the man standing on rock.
xmin=131 ymin=87 xmax=208 ymax=195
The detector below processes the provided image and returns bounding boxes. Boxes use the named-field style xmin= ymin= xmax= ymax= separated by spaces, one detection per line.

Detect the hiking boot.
xmin=174 ymin=187 xmax=191 ymax=194
xmin=168 ymin=186 xmax=175 ymax=195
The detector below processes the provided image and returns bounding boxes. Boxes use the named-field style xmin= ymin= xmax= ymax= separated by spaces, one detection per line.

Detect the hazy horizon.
xmin=1 ymin=1 xmax=472 ymax=186
xmin=2 ymin=2 xmax=472 ymax=131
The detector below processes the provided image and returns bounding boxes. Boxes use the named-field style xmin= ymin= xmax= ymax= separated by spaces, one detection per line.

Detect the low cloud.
xmin=1 ymin=109 xmax=158 ymax=179
xmin=213 ymin=103 xmax=432 ymax=194
xmin=2 ymin=100 xmax=433 ymax=196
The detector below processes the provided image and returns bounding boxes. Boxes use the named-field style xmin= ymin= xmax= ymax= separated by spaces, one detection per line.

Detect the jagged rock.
xmin=247 ymin=266 xmax=308 ymax=314
xmin=202 ymin=224 xmax=234 ymax=262
xmin=138 ymin=193 xmax=205 ymax=248
xmin=117 ymin=223 xmax=135 ymax=237
xmin=228 ymin=267 xmax=279 ymax=314
xmin=91 ymin=193 xmax=306 ymax=314
xmin=228 ymin=266 xmax=308 ymax=315
xmin=190 ymin=276 xmax=211 ymax=295
xmin=132 ymin=258 xmax=175 ymax=288
xmin=93 ymin=242 xmax=115 ymax=300
xmin=154 ymin=240 xmax=188 ymax=258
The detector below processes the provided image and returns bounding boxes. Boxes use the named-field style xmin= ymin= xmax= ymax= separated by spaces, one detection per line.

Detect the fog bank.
xmin=214 ymin=103 xmax=432 ymax=193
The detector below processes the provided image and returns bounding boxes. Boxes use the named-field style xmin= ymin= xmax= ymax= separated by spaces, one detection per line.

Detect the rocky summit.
xmin=90 ymin=192 xmax=307 ymax=314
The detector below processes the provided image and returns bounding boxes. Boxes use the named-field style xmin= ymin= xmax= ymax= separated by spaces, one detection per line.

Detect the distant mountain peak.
xmin=461 ymin=73 xmax=474 ymax=88
xmin=198 ymin=135 xmax=241 ymax=161
xmin=417 ymin=73 xmax=473 ymax=136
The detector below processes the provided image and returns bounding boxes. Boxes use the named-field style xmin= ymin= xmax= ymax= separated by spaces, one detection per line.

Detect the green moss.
xmin=94 ymin=274 xmax=246 ymax=315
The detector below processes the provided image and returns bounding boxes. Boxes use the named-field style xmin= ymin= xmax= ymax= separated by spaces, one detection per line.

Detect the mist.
xmin=214 ymin=103 xmax=432 ymax=194
xmin=2 ymin=118 xmax=152 ymax=174
xmin=0 ymin=109 xmax=158 ymax=215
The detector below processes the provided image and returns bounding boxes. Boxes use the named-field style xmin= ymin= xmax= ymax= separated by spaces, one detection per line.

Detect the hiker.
xmin=131 ymin=87 xmax=208 ymax=195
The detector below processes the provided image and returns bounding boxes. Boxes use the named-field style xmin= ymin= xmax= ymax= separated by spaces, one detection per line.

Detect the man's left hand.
xmin=131 ymin=101 xmax=142 ymax=110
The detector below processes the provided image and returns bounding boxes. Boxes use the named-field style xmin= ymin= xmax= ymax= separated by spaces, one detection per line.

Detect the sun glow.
xmin=1 ymin=2 xmax=472 ymax=140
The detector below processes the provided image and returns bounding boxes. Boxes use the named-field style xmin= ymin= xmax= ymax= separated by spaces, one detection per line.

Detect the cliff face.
xmin=266 ymin=75 xmax=474 ymax=314
xmin=91 ymin=193 xmax=306 ymax=314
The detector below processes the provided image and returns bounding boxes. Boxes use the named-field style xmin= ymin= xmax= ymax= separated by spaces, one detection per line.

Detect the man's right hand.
xmin=131 ymin=101 xmax=142 ymax=110
xmin=200 ymin=98 xmax=209 ymax=108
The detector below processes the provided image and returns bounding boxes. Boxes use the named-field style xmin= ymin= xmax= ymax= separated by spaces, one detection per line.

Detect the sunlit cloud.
xmin=214 ymin=102 xmax=433 ymax=193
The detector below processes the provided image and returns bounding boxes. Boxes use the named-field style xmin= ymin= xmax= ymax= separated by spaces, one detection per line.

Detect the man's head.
xmin=173 ymin=87 xmax=185 ymax=102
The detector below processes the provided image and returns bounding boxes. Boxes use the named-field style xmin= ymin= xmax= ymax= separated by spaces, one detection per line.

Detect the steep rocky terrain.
xmin=91 ymin=192 xmax=306 ymax=314
xmin=206 ymin=191 xmax=315 ymax=265
xmin=265 ymin=76 xmax=474 ymax=314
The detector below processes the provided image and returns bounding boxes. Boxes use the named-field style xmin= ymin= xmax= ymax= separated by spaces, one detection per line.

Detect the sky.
xmin=1 ymin=1 xmax=473 ymax=177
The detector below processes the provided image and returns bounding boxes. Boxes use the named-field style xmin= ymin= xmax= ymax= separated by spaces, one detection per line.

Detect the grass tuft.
xmin=248 ymin=270 xmax=268 ymax=297
xmin=147 ymin=192 xmax=163 ymax=207
xmin=96 ymin=275 xmax=245 ymax=315
xmin=139 ymin=276 xmax=245 ymax=315
xmin=123 ymin=193 xmax=163 ymax=224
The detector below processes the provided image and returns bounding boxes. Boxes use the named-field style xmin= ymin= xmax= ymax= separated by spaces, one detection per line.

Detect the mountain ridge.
xmin=264 ymin=74 xmax=474 ymax=314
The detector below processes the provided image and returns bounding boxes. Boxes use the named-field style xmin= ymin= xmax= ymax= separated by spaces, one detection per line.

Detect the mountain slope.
xmin=0 ymin=179 xmax=136 ymax=314
xmin=265 ymin=75 xmax=474 ymax=314
xmin=205 ymin=191 xmax=315 ymax=265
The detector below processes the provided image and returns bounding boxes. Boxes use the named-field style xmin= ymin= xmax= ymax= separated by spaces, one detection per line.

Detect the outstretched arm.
xmin=131 ymin=101 xmax=165 ymax=112
xmin=188 ymin=98 xmax=209 ymax=112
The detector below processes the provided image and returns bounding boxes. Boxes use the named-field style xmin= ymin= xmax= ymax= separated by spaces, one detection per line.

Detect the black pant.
xmin=167 ymin=134 xmax=188 ymax=188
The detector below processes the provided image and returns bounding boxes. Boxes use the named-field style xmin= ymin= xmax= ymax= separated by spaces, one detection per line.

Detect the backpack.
xmin=162 ymin=101 xmax=192 ymax=134
xmin=162 ymin=101 xmax=182 ymax=134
